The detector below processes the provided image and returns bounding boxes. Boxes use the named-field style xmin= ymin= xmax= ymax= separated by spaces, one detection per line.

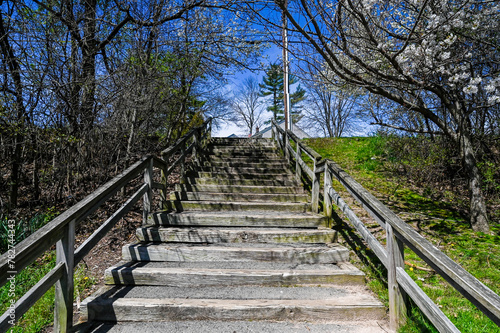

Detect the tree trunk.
xmin=0 ymin=10 xmax=26 ymax=208
xmin=460 ymin=133 xmax=490 ymax=232
xmin=80 ymin=0 xmax=97 ymax=133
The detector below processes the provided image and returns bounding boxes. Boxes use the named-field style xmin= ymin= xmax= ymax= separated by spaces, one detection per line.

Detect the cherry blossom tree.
xmin=244 ymin=0 xmax=500 ymax=231
xmin=250 ymin=0 xmax=500 ymax=232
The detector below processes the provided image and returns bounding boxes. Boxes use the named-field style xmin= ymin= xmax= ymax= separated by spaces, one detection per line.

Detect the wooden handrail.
xmin=0 ymin=156 xmax=151 ymax=288
xmin=269 ymin=122 xmax=500 ymax=332
xmin=161 ymin=118 xmax=212 ymax=158
xmin=0 ymin=118 xmax=212 ymax=333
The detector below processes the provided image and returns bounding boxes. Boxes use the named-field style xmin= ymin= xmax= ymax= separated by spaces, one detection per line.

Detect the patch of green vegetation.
xmin=305 ymin=136 xmax=500 ymax=332
xmin=0 ymin=252 xmax=95 ymax=332
xmin=0 ymin=210 xmax=95 ymax=332
xmin=1 ymin=209 xmax=59 ymax=253
xmin=305 ymin=136 xmax=387 ymax=173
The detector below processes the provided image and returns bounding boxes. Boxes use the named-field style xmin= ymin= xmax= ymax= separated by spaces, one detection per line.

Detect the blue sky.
xmin=213 ymin=45 xmax=283 ymax=137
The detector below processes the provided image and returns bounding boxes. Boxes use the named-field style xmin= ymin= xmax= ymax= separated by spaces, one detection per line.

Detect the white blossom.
xmin=470 ymin=77 xmax=482 ymax=85
xmin=485 ymin=85 xmax=496 ymax=93
xmin=463 ymin=85 xmax=478 ymax=94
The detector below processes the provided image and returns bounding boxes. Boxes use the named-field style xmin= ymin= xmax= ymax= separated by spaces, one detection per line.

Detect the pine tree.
xmin=259 ymin=62 xmax=306 ymax=124
xmin=259 ymin=63 xmax=283 ymax=121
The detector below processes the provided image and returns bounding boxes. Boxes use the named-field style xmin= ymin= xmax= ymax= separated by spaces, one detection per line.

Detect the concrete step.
xmin=174 ymin=184 xmax=305 ymax=194
xmin=136 ymin=226 xmax=336 ymax=243
xmin=185 ymin=177 xmax=300 ymax=187
xmin=169 ymin=191 xmax=309 ymax=203
xmin=164 ymin=200 xmax=310 ymax=213
xmin=121 ymin=243 xmax=350 ymax=264
xmin=75 ymin=319 xmax=389 ymax=333
xmin=104 ymin=261 xmax=363 ymax=286
xmin=147 ymin=211 xmax=329 ymax=228
xmin=81 ymin=285 xmax=385 ymax=323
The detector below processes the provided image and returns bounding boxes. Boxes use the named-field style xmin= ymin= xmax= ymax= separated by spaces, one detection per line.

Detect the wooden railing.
xmin=0 ymin=118 xmax=212 ymax=333
xmin=271 ymin=120 xmax=500 ymax=332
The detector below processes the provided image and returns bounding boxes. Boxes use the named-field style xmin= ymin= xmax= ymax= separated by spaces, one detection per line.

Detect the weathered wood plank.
xmin=324 ymin=168 xmax=333 ymax=219
xmin=104 ymin=266 xmax=365 ymax=287
xmin=327 ymin=161 xmax=387 ymax=229
xmin=311 ymin=161 xmax=321 ymax=214
xmin=166 ymin=141 xmax=194 ymax=176
xmin=0 ymin=156 xmax=151 ymax=288
xmin=0 ymin=262 xmax=64 ymax=332
xmin=161 ymin=118 xmax=211 ymax=158
xmin=327 ymin=187 xmax=388 ymax=266
xmin=143 ymin=160 xmax=153 ymax=224
xmin=152 ymin=156 xmax=168 ymax=170
xmin=286 ymin=130 xmax=322 ymax=161
xmin=136 ymin=227 xmax=336 ymax=244
xmin=54 ymin=220 xmax=75 ymax=333
xmin=122 ymin=244 xmax=349 ymax=264
xmin=387 ymin=224 xmax=407 ymax=330
xmin=396 ymin=267 xmax=460 ymax=333
xmin=326 ymin=160 xmax=500 ymax=325
xmin=74 ymin=184 xmax=148 ymax=265
xmin=272 ymin=119 xmax=285 ymax=135
xmin=295 ymin=154 xmax=314 ymax=179
xmin=82 ymin=296 xmax=386 ymax=323
xmin=295 ymin=144 xmax=302 ymax=180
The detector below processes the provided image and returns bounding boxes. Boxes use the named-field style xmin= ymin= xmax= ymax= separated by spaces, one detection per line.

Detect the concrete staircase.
xmin=79 ymin=138 xmax=387 ymax=332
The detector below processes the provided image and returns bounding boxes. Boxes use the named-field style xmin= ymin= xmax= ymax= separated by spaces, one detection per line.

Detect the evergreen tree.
xmin=259 ymin=63 xmax=283 ymax=121
xmin=259 ymin=62 xmax=306 ymax=124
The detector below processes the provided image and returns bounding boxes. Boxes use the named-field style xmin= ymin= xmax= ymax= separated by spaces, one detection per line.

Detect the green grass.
xmin=0 ymin=252 xmax=95 ymax=332
xmin=305 ymin=136 xmax=500 ymax=333
xmin=0 ymin=212 xmax=96 ymax=332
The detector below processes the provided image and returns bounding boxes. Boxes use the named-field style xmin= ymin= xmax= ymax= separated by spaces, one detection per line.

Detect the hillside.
xmin=305 ymin=137 xmax=500 ymax=332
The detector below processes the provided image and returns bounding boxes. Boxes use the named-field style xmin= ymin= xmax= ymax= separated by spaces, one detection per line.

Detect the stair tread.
xmin=107 ymin=260 xmax=355 ymax=271
xmin=125 ymin=242 xmax=346 ymax=249
xmin=122 ymin=243 xmax=349 ymax=263
xmin=78 ymin=138 xmax=388 ymax=328
xmin=79 ymin=320 xmax=389 ymax=333
xmin=167 ymin=200 xmax=309 ymax=206
xmin=153 ymin=211 xmax=324 ymax=218
xmin=140 ymin=226 xmax=335 ymax=233
xmin=89 ymin=285 xmax=380 ymax=301
xmin=170 ymin=192 xmax=308 ymax=197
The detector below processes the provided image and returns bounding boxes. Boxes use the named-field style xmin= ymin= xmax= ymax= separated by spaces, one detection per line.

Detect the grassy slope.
xmin=305 ymin=137 xmax=500 ymax=333
xmin=0 ymin=251 xmax=95 ymax=332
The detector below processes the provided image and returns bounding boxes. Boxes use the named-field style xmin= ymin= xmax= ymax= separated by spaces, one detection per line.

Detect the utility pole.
xmin=282 ymin=0 xmax=291 ymax=132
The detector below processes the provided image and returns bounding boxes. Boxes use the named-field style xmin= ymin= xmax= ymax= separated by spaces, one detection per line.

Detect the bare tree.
xmin=301 ymin=67 xmax=363 ymax=137
xmin=231 ymin=77 xmax=265 ymax=136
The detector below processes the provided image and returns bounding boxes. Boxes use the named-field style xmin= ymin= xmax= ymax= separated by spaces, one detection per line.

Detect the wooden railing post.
xmin=387 ymin=223 xmax=407 ymax=330
xmin=311 ymin=159 xmax=320 ymax=213
xmin=295 ymin=144 xmax=302 ymax=180
xmin=208 ymin=118 xmax=212 ymax=141
xmin=180 ymin=144 xmax=186 ymax=179
xmin=193 ymin=128 xmax=200 ymax=161
xmin=323 ymin=165 xmax=332 ymax=221
xmin=160 ymin=153 xmax=168 ymax=210
xmin=54 ymin=219 xmax=75 ymax=333
xmin=284 ymin=132 xmax=290 ymax=162
xmin=143 ymin=158 xmax=153 ymax=225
